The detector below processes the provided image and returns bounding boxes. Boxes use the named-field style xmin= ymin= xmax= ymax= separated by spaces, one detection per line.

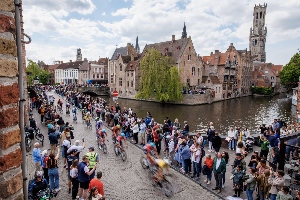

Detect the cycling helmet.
xmin=116 ymin=124 xmax=120 ymax=129
xmin=150 ymin=142 xmax=155 ymax=147
xmin=166 ymin=135 xmax=171 ymax=139
xmin=121 ymin=133 xmax=125 ymax=137
xmin=95 ymin=117 xmax=99 ymax=121
xmin=47 ymin=124 xmax=53 ymax=129
xmin=35 ymin=171 xmax=43 ymax=178
xmin=102 ymin=129 xmax=106 ymax=133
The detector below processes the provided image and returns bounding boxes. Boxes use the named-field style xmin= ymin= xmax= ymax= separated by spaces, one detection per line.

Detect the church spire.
xmin=181 ymin=22 xmax=187 ymax=39
xmin=135 ymin=36 xmax=140 ymax=54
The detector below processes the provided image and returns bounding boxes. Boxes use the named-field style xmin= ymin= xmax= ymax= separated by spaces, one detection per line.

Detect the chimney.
xmin=230 ymin=43 xmax=233 ymax=46
xmin=61 ymin=61 xmax=63 ymax=64
xmin=70 ymin=60 xmax=72 ymax=63
xmin=172 ymin=35 xmax=175 ymax=42
xmin=215 ymin=50 xmax=219 ymax=54
xmin=84 ymin=58 xmax=87 ymax=61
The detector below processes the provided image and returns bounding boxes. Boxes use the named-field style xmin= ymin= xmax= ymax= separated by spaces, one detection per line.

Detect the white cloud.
xmin=23 ymin=0 xmax=300 ymax=65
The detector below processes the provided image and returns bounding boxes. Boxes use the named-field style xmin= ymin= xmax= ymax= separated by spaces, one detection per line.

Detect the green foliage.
xmin=251 ymin=86 xmax=273 ymax=95
xmin=39 ymin=70 xmax=52 ymax=85
xmin=279 ymin=53 xmax=300 ymax=90
xmin=26 ymin=59 xmax=51 ymax=85
xmin=136 ymin=49 xmax=183 ymax=102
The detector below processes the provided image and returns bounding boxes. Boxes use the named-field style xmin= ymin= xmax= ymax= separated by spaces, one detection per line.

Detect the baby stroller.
xmin=245 ymin=136 xmax=254 ymax=152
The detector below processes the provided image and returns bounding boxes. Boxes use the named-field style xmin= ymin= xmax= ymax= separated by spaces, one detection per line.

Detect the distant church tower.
xmin=249 ymin=3 xmax=267 ymax=62
xmin=181 ymin=22 xmax=187 ymax=39
xmin=135 ymin=36 xmax=140 ymax=54
xmin=76 ymin=48 xmax=82 ymax=61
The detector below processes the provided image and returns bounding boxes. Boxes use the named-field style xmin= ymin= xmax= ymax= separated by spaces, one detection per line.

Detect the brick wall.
xmin=0 ymin=0 xmax=24 ymax=199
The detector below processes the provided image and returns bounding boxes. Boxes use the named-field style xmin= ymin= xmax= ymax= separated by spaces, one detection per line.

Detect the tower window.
xmin=255 ymin=39 xmax=257 ymax=46
xmin=256 ymin=12 xmax=258 ymax=19
xmin=260 ymin=12 xmax=262 ymax=19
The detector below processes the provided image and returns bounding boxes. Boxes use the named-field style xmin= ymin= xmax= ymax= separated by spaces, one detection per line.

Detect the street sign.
xmin=112 ymin=90 xmax=119 ymax=97
xmin=113 ymin=97 xmax=118 ymax=101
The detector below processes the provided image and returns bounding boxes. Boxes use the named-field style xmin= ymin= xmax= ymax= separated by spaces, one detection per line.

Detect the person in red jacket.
xmin=204 ymin=154 xmax=214 ymax=185
xmin=89 ymin=171 xmax=104 ymax=197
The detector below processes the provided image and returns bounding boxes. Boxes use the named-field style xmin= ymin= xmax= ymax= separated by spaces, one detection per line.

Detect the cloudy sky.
xmin=23 ymin=0 xmax=300 ymax=65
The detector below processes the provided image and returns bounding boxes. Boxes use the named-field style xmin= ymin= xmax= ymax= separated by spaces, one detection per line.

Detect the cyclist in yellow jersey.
xmin=154 ymin=158 xmax=170 ymax=181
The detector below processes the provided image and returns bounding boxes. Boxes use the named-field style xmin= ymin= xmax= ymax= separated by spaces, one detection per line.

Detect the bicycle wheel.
xmin=114 ymin=147 xmax=119 ymax=156
xmin=25 ymin=138 xmax=31 ymax=152
xmin=140 ymin=156 xmax=149 ymax=169
xmin=121 ymin=151 xmax=127 ymax=161
xmin=161 ymin=179 xmax=174 ymax=198
xmin=102 ymin=144 xmax=107 ymax=154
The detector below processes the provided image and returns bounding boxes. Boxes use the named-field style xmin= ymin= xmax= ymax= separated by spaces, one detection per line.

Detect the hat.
xmin=236 ymin=153 xmax=242 ymax=157
xmin=89 ymin=146 xmax=94 ymax=151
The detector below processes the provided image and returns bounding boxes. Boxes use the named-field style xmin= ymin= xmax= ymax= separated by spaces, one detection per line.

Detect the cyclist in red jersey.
xmin=112 ymin=124 xmax=121 ymax=142
xmin=97 ymin=129 xmax=108 ymax=148
xmin=144 ymin=142 xmax=158 ymax=165
xmin=116 ymin=133 xmax=127 ymax=150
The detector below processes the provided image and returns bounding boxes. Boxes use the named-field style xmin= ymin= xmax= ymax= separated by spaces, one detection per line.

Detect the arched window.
xmin=256 ymin=12 xmax=258 ymax=19
xmin=260 ymin=12 xmax=262 ymax=18
xmin=255 ymin=39 xmax=257 ymax=45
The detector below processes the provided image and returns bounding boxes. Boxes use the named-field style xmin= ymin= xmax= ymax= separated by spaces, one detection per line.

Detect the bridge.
xmin=77 ymin=86 xmax=110 ymax=96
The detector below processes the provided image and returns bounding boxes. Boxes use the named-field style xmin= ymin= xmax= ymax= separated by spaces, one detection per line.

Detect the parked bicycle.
xmin=25 ymin=132 xmax=32 ymax=152
xmin=34 ymin=128 xmax=44 ymax=146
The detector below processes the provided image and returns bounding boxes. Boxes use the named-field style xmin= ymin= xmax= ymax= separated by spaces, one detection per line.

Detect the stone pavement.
xmin=26 ymin=92 xmax=221 ymax=200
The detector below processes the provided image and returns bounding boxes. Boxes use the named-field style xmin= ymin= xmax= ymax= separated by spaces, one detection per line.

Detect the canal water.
xmin=104 ymin=94 xmax=295 ymax=135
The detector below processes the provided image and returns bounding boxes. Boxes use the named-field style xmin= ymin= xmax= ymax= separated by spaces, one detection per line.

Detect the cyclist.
xmin=95 ymin=117 xmax=103 ymax=134
xmin=72 ymin=107 xmax=78 ymax=122
xmin=29 ymin=171 xmax=48 ymax=197
xmin=143 ymin=142 xmax=158 ymax=165
xmin=115 ymin=133 xmax=127 ymax=151
xmin=97 ymin=129 xmax=108 ymax=149
xmin=154 ymin=158 xmax=170 ymax=182
xmin=84 ymin=112 xmax=92 ymax=127
xmin=66 ymin=102 xmax=70 ymax=115
xmin=112 ymin=124 xmax=121 ymax=143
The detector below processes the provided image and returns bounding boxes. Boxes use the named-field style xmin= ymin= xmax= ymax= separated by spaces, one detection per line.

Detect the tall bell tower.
xmin=249 ymin=3 xmax=267 ymax=62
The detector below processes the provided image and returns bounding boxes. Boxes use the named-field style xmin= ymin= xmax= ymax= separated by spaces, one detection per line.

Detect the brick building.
xmin=89 ymin=58 xmax=108 ymax=84
xmin=142 ymin=24 xmax=203 ymax=87
xmin=252 ymin=62 xmax=284 ymax=94
xmin=0 ymin=0 xmax=25 ymax=199
xmin=202 ymin=43 xmax=253 ymax=100
xmin=108 ymin=43 xmax=138 ymax=93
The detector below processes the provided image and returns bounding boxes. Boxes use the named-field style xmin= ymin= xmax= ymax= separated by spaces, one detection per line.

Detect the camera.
xmin=242 ymin=175 xmax=249 ymax=181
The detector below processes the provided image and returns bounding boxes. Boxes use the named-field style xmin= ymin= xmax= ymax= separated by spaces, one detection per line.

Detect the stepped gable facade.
xmin=143 ymin=34 xmax=203 ymax=87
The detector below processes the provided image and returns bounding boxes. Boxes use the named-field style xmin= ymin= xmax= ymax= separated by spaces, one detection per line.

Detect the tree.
xmin=26 ymin=59 xmax=40 ymax=85
xmin=279 ymin=53 xmax=300 ymax=90
xmin=136 ymin=49 xmax=183 ymax=102
xmin=26 ymin=59 xmax=52 ymax=85
xmin=39 ymin=69 xmax=52 ymax=85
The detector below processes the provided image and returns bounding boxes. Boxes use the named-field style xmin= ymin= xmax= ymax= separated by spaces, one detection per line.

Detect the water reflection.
xmin=104 ymin=94 xmax=294 ymax=134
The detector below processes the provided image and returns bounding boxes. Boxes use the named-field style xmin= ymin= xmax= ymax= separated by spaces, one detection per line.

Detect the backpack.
xmin=202 ymin=165 xmax=208 ymax=175
xmin=38 ymin=108 xmax=41 ymax=114
xmin=201 ymin=147 xmax=205 ymax=158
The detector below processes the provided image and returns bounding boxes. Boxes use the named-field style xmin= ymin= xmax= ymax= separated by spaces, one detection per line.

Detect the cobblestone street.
xmin=26 ymin=92 xmax=221 ymax=200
